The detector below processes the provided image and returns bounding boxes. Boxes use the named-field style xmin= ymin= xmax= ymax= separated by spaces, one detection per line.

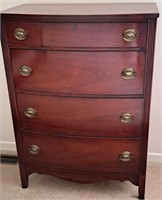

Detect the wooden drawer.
xmin=11 ymin=50 xmax=145 ymax=95
xmin=6 ymin=22 xmax=147 ymax=47
xmin=22 ymin=132 xmax=140 ymax=173
xmin=17 ymin=93 xmax=143 ymax=137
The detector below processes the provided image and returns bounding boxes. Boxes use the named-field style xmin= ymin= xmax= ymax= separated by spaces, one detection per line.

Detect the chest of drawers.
xmin=1 ymin=3 xmax=159 ymax=199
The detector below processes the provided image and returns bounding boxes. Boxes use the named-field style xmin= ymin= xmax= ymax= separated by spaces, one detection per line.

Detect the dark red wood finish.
xmin=26 ymin=165 xmax=139 ymax=185
xmin=6 ymin=22 xmax=147 ymax=48
xmin=138 ymin=18 xmax=158 ymax=199
xmin=1 ymin=3 xmax=159 ymax=199
xmin=22 ymin=131 xmax=140 ymax=173
xmin=17 ymin=93 xmax=143 ymax=137
xmin=11 ymin=50 xmax=145 ymax=95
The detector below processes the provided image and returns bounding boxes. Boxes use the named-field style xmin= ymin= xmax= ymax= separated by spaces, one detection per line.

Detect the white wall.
xmin=0 ymin=0 xmax=27 ymax=151
xmin=0 ymin=0 xmax=161 ymax=162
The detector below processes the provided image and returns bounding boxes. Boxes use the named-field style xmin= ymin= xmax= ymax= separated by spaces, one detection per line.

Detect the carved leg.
xmin=138 ymin=175 xmax=146 ymax=199
xmin=19 ymin=164 xmax=28 ymax=188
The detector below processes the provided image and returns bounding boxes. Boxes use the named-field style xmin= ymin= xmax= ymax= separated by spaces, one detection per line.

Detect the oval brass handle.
xmin=14 ymin=28 xmax=28 ymax=40
xmin=120 ymin=113 xmax=134 ymax=123
xmin=24 ymin=107 xmax=37 ymax=118
xmin=121 ymin=68 xmax=137 ymax=79
xmin=122 ymin=29 xmax=138 ymax=42
xmin=19 ymin=65 xmax=32 ymax=77
xmin=29 ymin=145 xmax=40 ymax=155
xmin=119 ymin=151 xmax=133 ymax=162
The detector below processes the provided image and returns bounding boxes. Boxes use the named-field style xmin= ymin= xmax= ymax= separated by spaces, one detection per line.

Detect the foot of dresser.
xmin=138 ymin=187 xmax=145 ymax=199
xmin=138 ymin=175 xmax=146 ymax=199
xmin=19 ymin=164 xmax=29 ymax=188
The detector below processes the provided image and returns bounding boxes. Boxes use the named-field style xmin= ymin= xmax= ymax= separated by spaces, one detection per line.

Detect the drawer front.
xmin=11 ymin=50 xmax=145 ymax=95
xmin=6 ymin=22 xmax=147 ymax=47
xmin=17 ymin=93 xmax=143 ymax=137
xmin=22 ymin=132 xmax=140 ymax=173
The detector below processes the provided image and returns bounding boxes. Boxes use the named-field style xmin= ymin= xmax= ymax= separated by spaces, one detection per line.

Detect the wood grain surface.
xmin=17 ymin=93 xmax=143 ymax=137
xmin=6 ymin=22 xmax=147 ymax=47
xmin=11 ymin=50 xmax=145 ymax=95
xmin=22 ymin=131 xmax=140 ymax=173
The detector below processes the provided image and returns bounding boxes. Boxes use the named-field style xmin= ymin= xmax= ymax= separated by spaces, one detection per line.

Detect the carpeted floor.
xmin=0 ymin=162 xmax=162 ymax=200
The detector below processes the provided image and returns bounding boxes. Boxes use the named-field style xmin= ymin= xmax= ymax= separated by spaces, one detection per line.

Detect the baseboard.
xmin=148 ymin=152 xmax=162 ymax=163
xmin=0 ymin=141 xmax=16 ymax=151
xmin=0 ymin=141 xmax=162 ymax=163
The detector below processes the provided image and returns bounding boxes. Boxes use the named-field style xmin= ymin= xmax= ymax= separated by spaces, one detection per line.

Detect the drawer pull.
xmin=122 ymin=29 xmax=138 ymax=42
xmin=19 ymin=65 xmax=32 ymax=77
xmin=29 ymin=145 xmax=40 ymax=154
xmin=119 ymin=151 xmax=133 ymax=162
xmin=120 ymin=113 xmax=134 ymax=123
xmin=121 ymin=68 xmax=137 ymax=79
xmin=24 ymin=107 xmax=37 ymax=118
xmin=14 ymin=28 xmax=28 ymax=40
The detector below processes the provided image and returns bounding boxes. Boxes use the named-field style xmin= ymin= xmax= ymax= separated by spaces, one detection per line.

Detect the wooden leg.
xmin=19 ymin=164 xmax=28 ymax=188
xmin=138 ymin=175 xmax=146 ymax=199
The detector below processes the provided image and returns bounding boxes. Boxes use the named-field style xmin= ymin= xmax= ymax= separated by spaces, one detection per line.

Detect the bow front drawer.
xmin=6 ymin=22 xmax=147 ymax=47
xmin=11 ymin=50 xmax=145 ymax=95
xmin=22 ymin=132 xmax=140 ymax=173
xmin=17 ymin=93 xmax=143 ymax=137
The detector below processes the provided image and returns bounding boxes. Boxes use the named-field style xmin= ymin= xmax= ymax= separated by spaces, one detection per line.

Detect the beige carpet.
xmin=0 ymin=162 xmax=162 ymax=200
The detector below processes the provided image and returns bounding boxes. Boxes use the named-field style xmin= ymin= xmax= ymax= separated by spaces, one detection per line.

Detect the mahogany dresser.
xmin=1 ymin=3 xmax=159 ymax=199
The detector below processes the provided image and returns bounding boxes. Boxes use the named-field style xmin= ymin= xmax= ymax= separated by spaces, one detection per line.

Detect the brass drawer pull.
xmin=14 ymin=28 xmax=28 ymax=40
xmin=120 ymin=113 xmax=134 ymax=123
xmin=122 ymin=29 xmax=138 ymax=42
xmin=29 ymin=145 xmax=40 ymax=154
xmin=19 ymin=65 xmax=32 ymax=77
xmin=119 ymin=151 xmax=132 ymax=162
xmin=24 ymin=107 xmax=37 ymax=118
xmin=121 ymin=68 xmax=137 ymax=79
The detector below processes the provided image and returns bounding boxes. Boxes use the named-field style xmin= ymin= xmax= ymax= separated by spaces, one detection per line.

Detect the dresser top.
xmin=1 ymin=3 xmax=159 ymax=17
